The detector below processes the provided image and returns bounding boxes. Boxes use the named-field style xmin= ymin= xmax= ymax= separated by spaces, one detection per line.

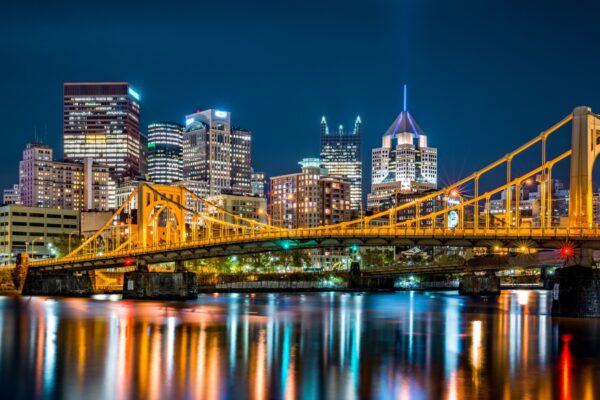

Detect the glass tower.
xmin=319 ymin=116 xmax=362 ymax=211
xmin=63 ymin=82 xmax=145 ymax=182
xmin=147 ymin=122 xmax=184 ymax=184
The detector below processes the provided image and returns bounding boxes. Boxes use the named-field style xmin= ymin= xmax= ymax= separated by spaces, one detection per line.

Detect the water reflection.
xmin=1 ymin=291 xmax=600 ymax=399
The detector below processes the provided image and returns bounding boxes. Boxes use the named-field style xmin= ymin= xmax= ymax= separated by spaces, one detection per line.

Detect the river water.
xmin=0 ymin=291 xmax=599 ymax=399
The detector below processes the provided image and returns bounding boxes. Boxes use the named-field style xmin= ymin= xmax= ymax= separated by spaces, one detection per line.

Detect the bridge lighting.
xmin=123 ymin=257 xmax=135 ymax=266
xmin=560 ymin=245 xmax=574 ymax=258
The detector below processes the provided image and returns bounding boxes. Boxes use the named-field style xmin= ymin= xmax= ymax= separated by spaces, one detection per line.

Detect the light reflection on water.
xmin=0 ymin=291 xmax=599 ymax=399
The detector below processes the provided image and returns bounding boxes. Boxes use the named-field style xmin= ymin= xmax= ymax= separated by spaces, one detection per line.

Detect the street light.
xmin=258 ymin=208 xmax=271 ymax=225
xmin=30 ymin=236 xmax=44 ymax=260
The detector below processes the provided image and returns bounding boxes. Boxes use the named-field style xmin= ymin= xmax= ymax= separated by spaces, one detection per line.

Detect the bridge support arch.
xmin=568 ymin=106 xmax=600 ymax=228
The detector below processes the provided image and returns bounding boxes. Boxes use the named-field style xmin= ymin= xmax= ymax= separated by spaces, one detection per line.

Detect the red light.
xmin=560 ymin=246 xmax=573 ymax=257
xmin=123 ymin=257 xmax=135 ymax=266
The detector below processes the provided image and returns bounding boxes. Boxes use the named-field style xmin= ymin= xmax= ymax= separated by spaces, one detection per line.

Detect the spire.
xmin=320 ymin=115 xmax=329 ymax=135
xmin=403 ymin=84 xmax=407 ymax=112
xmin=353 ymin=116 xmax=361 ymax=135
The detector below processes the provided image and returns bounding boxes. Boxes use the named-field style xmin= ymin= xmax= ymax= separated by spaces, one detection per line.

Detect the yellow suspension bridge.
xmin=24 ymin=106 xmax=600 ymax=274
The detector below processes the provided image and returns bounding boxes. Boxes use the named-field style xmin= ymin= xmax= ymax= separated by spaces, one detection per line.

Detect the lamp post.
xmin=30 ymin=236 xmax=44 ymax=260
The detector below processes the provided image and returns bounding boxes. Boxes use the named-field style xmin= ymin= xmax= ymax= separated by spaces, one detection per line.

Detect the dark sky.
xmin=2 ymin=0 xmax=600 ymax=192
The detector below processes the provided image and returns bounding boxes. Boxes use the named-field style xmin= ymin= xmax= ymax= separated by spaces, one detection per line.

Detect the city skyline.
xmin=3 ymin=1 xmax=600 ymax=193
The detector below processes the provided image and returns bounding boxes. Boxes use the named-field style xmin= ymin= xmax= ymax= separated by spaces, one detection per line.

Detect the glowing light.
xmin=560 ymin=245 xmax=574 ymax=257
xmin=517 ymin=290 xmax=530 ymax=305
xmin=214 ymin=110 xmax=228 ymax=118
xmin=127 ymin=87 xmax=140 ymax=101
xmin=186 ymin=118 xmax=194 ymax=126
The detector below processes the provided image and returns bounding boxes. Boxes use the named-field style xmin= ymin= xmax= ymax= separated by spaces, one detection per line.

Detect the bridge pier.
xmin=122 ymin=270 xmax=197 ymax=300
xmin=21 ymin=270 xmax=95 ymax=296
xmin=552 ymin=248 xmax=600 ymax=317
xmin=458 ymin=272 xmax=500 ymax=295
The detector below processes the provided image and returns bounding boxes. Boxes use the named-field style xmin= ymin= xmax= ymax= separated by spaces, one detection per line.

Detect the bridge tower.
xmin=568 ymin=106 xmax=600 ymax=228
xmin=136 ymin=183 xmax=187 ymax=248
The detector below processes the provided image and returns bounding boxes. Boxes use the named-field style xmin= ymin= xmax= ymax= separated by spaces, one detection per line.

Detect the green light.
xmin=350 ymin=244 xmax=358 ymax=252
xmin=148 ymin=143 xmax=155 ymax=149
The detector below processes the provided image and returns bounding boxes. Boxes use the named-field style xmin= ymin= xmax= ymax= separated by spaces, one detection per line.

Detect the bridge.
xmin=13 ymin=106 xmax=600 ymax=305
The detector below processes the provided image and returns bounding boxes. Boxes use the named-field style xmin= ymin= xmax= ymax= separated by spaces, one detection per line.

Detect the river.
xmin=0 ymin=290 xmax=598 ymax=399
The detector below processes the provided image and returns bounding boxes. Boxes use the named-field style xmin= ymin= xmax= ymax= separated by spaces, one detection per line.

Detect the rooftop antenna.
xmin=403 ymin=84 xmax=407 ymax=112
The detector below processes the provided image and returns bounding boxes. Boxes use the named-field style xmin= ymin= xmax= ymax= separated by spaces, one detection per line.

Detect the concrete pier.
xmin=122 ymin=271 xmax=198 ymax=299
xmin=21 ymin=271 xmax=95 ymax=296
xmin=551 ymin=266 xmax=600 ymax=317
xmin=459 ymin=273 xmax=500 ymax=295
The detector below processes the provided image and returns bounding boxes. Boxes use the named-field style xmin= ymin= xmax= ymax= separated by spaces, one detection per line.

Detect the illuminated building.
xmin=0 ymin=205 xmax=79 ymax=260
xmin=63 ymin=82 xmax=145 ymax=181
xmin=183 ymin=109 xmax=252 ymax=196
xmin=369 ymin=86 xmax=437 ymax=210
xmin=147 ymin=122 xmax=184 ymax=184
xmin=206 ymin=194 xmax=267 ymax=224
xmin=320 ymin=116 xmax=362 ymax=211
xmin=251 ymin=171 xmax=266 ymax=197
xmin=2 ymin=184 xmax=20 ymax=205
xmin=269 ymin=158 xmax=351 ymax=228
xmin=19 ymin=143 xmax=114 ymax=211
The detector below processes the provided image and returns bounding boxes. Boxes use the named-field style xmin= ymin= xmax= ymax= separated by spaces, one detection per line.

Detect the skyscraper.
xmin=147 ymin=122 xmax=184 ymax=184
xmin=320 ymin=116 xmax=362 ymax=211
xmin=183 ymin=109 xmax=252 ymax=196
xmin=368 ymin=87 xmax=437 ymax=210
xmin=63 ymin=82 xmax=145 ymax=181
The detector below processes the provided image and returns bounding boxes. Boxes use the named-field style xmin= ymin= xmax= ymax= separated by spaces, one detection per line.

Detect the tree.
xmin=51 ymin=233 xmax=84 ymax=257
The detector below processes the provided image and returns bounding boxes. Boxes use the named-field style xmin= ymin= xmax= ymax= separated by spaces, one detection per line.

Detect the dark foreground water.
xmin=0 ymin=291 xmax=599 ymax=399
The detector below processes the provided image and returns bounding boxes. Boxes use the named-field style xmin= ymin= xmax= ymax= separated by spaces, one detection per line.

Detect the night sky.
xmin=3 ymin=0 xmax=600 ymax=192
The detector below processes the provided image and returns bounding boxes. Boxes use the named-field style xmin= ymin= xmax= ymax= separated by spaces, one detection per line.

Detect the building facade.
xmin=369 ymin=99 xmax=437 ymax=210
xmin=269 ymin=158 xmax=351 ymax=228
xmin=147 ymin=122 xmax=184 ymax=184
xmin=183 ymin=109 xmax=252 ymax=196
xmin=19 ymin=143 xmax=113 ymax=211
xmin=251 ymin=172 xmax=266 ymax=197
xmin=0 ymin=205 xmax=80 ymax=261
xmin=63 ymin=82 xmax=145 ymax=181
xmin=206 ymin=194 xmax=267 ymax=225
xmin=2 ymin=184 xmax=20 ymax=205
xmin=320 ymin=116 xmax=362 ymax=211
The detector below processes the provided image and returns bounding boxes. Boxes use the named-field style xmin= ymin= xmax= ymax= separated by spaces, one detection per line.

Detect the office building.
xmin=147 ymin=122 xmax=184 ymax=184
xmin=269 ymin=158 xmax=351 ymax=228
xmin=320 ymin=116 xmax=362 ymax=211
xmin=206 ymin=194 xmax=268 ymax=224
xmin=63 ymin=82 xmax=145 ymax=181
xmin=251 ymin=172 xmax=266 ymax=197
xmin=0 ymin=205 xmax=79 ymax=260
xmin=369 ymin=88 xmax=437 ymax=210
xmin=2 ymin=184 xmax=20 ymax=205
xmin=19 ymin=143 xmax=113 ymax=211
xmin=183 ymin=109 xmax=252 ymax=196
